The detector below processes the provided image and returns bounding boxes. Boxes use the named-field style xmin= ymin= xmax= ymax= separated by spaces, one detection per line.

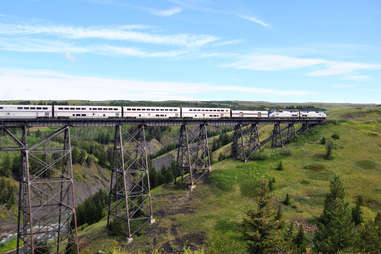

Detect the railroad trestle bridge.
xmin=0 ymin=118 xmax=324 ymax=254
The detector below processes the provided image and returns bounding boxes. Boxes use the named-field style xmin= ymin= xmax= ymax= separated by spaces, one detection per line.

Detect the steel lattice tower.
xmin=107 ymin=125 xmax=154 ymax=242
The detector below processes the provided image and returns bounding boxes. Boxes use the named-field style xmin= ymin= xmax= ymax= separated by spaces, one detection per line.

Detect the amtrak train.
xmin=0 ymin=104 xmax=326 ymax=119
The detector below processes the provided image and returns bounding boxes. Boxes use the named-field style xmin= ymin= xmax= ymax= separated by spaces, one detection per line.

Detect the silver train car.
xmin=0 ymin=104 xmax=326 ymax=120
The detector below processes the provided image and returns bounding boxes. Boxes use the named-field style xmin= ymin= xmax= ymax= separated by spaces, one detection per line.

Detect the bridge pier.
xmin=0 ymin=125 xmax=80 ymax=254
xmin=107 ymin=124 xmax=154 ymax=242
xmin=271 ymin=122 xmax=284 ymax=148
xmin=285 ymin=123 xmax=296 ymax=143
xmin=232 ymin=124 xmax=260 ymax=162
xmin=175 ymin=123 xmax=211 ymax=189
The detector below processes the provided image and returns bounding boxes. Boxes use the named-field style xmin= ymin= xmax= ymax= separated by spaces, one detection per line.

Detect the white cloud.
xmin=0 ymin=68 xmax=311 ymax=101
xmin=344 ymin=75 xmax=369 ymax=81
xmin=64 ymin=51 xmax=76 ymax=61
xmin=239 ymin=15 xmax=270 ymax=27
xmin=0 ymin=23 xmax=218 ymax=47
xmin=150 ymin=7 xmax=182 ymax=16
xmin=0 ymin=37 xmax=187 ymax=58
xmin=225 ymin=54 xmax=381 ymax=77
xmin=224 ymin=55 xmax=326 ymax=71
xmin=213 ymin=39 xmax=243 ymax=47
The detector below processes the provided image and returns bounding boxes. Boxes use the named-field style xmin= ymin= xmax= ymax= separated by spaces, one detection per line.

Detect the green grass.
xmin=29 ymin=107 xmax=381 ymax=253
xmin=0 ymin=238 xmax=18 ymax=253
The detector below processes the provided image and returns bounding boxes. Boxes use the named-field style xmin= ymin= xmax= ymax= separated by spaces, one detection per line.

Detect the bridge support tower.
xmin=285 ymin=123 xmax=296 ymax=143
xmin=0 ymin=125 xmax=79 ymax=254
xmin=175 ymin=123 xmax=211 ymax=189
xmin=107 ymin=124 xmax=154 ymax=242
xmin=233 ymin=124 xmax=260 ymax=162
xmin=271 ymin=122 xmax=284 ymax=148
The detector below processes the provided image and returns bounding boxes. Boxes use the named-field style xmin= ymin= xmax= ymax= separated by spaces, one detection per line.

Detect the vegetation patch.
xmin=304 ymin=163 xmax=326 ymax=171
xmin=355 ymin=160 xmax=377 ymax=170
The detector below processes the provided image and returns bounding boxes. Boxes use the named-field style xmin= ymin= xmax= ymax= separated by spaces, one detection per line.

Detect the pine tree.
xmin=293 ymin=225 xmax=307 ymax=254
xmin=325 ymin=141 xmax=333 ymax=160
xmin=275 ymin=204 xmax=282 ymax=220
xmin=276 ymin=161 xmax=283 ymax=171
xmin=241 ymin=180 xmax=283 ymax=254
xmin=313 ymin=175 xmax=355 ymax=253
xmin=283 ymin=193 xmax=290 ymax=206
xmin=357 ymin=219 xmax=381 ymax=253
xmin=352 ymin=196 xmax=363 ymax=225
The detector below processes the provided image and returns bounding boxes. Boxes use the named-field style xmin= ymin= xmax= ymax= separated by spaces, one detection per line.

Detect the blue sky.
xmin=0 ymin=0 xmax=380 ymax=103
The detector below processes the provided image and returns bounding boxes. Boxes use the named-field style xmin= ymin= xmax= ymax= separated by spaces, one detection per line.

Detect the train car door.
xmin=258 ymin=112 xmax=262 ymax=118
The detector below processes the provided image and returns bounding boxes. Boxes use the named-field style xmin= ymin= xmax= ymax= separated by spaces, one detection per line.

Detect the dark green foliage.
xmin=313 ymin=175 xmax=355 ymax=254
xmin=284 ymin=222 xmax=294 ymax=244
xmin=276 ymin=161 xmax=283 ymax=171
xmin=320 ymin=136 xmax=326 ymax=145
xmin=275 ymin=204 xmax=282 ymax=220
xmin=0 ymin=154 xmax=12 ymax=177
xmin=293 ymin=225 xmax=307 ymax=254
xmin=352 ymin=196 xmax=363 ymax=225
xmin=218 ymin=153 xmax=226 ymax=161
xmin=150 ymin=143 xmax=177 ymax=159
xmin=76 ymin=190 xmax=109 ymax=227
xmin=241 ymin=180 xmax=283 ymax=254
xmin=240 ymin=179 xmax=262 ymax=197
xmin=250 ymin=151 xmax=268 ymax=161
xmin=356 ymin=215 xmax=381 ymax=254
xmin=331 ymin=133 xmax=340 ymax=139
xmin=325 ymin=141 xmax=333 ymax=160
xmin=268 ymin=177 xmax=275 ymax=191
xmin=0 ymin=178 xmax=16 ymax=209
xmin=283 ymin=193 xmax=290 ymax=206
xmin=145 ymin=126 xmax=170 ymax=142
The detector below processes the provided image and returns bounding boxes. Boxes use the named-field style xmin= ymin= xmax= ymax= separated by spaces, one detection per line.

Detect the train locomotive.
xmin=0 ymin=104 xmax=326 ymax=119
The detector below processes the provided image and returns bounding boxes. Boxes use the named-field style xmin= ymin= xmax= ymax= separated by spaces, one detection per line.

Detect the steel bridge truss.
xmin=175 ymin=124 xmax=211 ymax=188
xmin=107 ymin=125 xmax=154 ymax=242
xmin=232 ymin=124 xmax=261 ymax=162
xmin=0 ymin=125 xmax=79 ymax=254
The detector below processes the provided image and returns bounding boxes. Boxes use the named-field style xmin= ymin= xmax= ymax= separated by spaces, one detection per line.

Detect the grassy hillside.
xmin=70 ymin=107 xmax=381 ymax=253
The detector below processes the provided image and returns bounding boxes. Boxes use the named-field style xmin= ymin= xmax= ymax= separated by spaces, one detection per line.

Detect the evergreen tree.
xmin=241 ymin=180 xmax=283 ymax=254
xmin=293 ymin=225 xmax=307 ymax=254
xmin=357 ymin=219 xmax=381 ymax=253
xmin=276 ymin=161 xmax=283 ymax=171
xmin=325 ymin=141 xmax=333 ymax=160
xmin=275 ymin=204 xmax=282 ymax=220
xmin=283 ymin=193 xmax=290 ymax=206
xmin=313 ymin=175 xmax=355 ymax=253
xmin=352 ymin=196 xmax=363 ymax=225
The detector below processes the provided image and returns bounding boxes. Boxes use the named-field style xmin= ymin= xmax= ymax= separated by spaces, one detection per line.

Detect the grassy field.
xmin=72 ymin=107 xmax=381 ymax=253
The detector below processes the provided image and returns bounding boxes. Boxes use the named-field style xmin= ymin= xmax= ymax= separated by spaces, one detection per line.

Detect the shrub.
xmin=304 ymin=163 xmax=325 ymax=171
xmin=240 ymin=179 xmax=262 ymax=197
xmin=250 ymin=151 xmax=268 ymax=161
xmin=276 ymin=161 xmax=284 ymax=171
xmin=325 ymin=141 xmax=333 ymax=160
xmin=283 ymin=193 xmax=291 ymax=206
xmin=331 ymin=133 xmax=340 ymax=139
xmin=320 ymin=136 xmax=326 ymax=145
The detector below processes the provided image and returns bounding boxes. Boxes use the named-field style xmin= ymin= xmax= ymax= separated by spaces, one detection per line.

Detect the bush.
xmin=325 ymin=141 xmax=333 ymax=160
xmin=331 ymin=133 xmax=340 ymax=139
xmin=283 ymin=193 xmax=291 ymax=206
xmin=320 ymin=136 xmax=326 ymax=145
xmin=250 ymin=151 xmax=268 ymax=161
xmin=240 ymin=179 xmax=262 ymax=197
xmin=276 ymin=161 xmax=284 ymax=171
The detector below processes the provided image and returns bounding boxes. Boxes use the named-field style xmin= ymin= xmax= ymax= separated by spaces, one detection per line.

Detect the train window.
xmin=58 ymin=107 xmax=63 ymax=110
xmin=103 ymin=108 xmax=107 ymax=110
xmin=17 ymin=107 xmax=22 ymax=109
xmin=127 ymin=108 xmax=131 ymax=111
xmin=160 ymin=109 xmax=164 ymax=111
xmin=70 ymin=108 xmax=75 ymax=110
xmin=0 ymin=107 xmax=3 ymax=109
xmin=43 ymin=107 xmax=48 ymax=110
xmin=24 ymin=107 xmax=29 ymax=109
xmin=189 ymin=109 xmax=192 ymax=111
xmin=37 ymin=107 xmax=41 ymax=110
xmin=31 ymin=107 xmax=36 ymax=110
xmin=82 ymin=114 xmax=86 ymax=116
xmin=132 ymin=108 xmax=136 ymax=111
xmin=82 ymin=108 xmax=86 ymax=110
xmin=165 ymin=109 xmax=168 ymax=111
xmin=76 ymin=114 xmax=80 ymax=116
xmin=98 ymin=108 xmax=102 ymax=110
xmin=72 ymin=114 xmax=75 ymax=116
xmin=64 ymin=107 xmax=69 ymax=110
xmin=76 ymin=108 xmax=80 ymax=110
xmin=137 ymin=108 xmax=141 ymax=111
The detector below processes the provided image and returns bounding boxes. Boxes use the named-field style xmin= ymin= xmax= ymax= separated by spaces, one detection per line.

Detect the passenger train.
xmin=0 ymin=104 xmax=326 ymax=119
